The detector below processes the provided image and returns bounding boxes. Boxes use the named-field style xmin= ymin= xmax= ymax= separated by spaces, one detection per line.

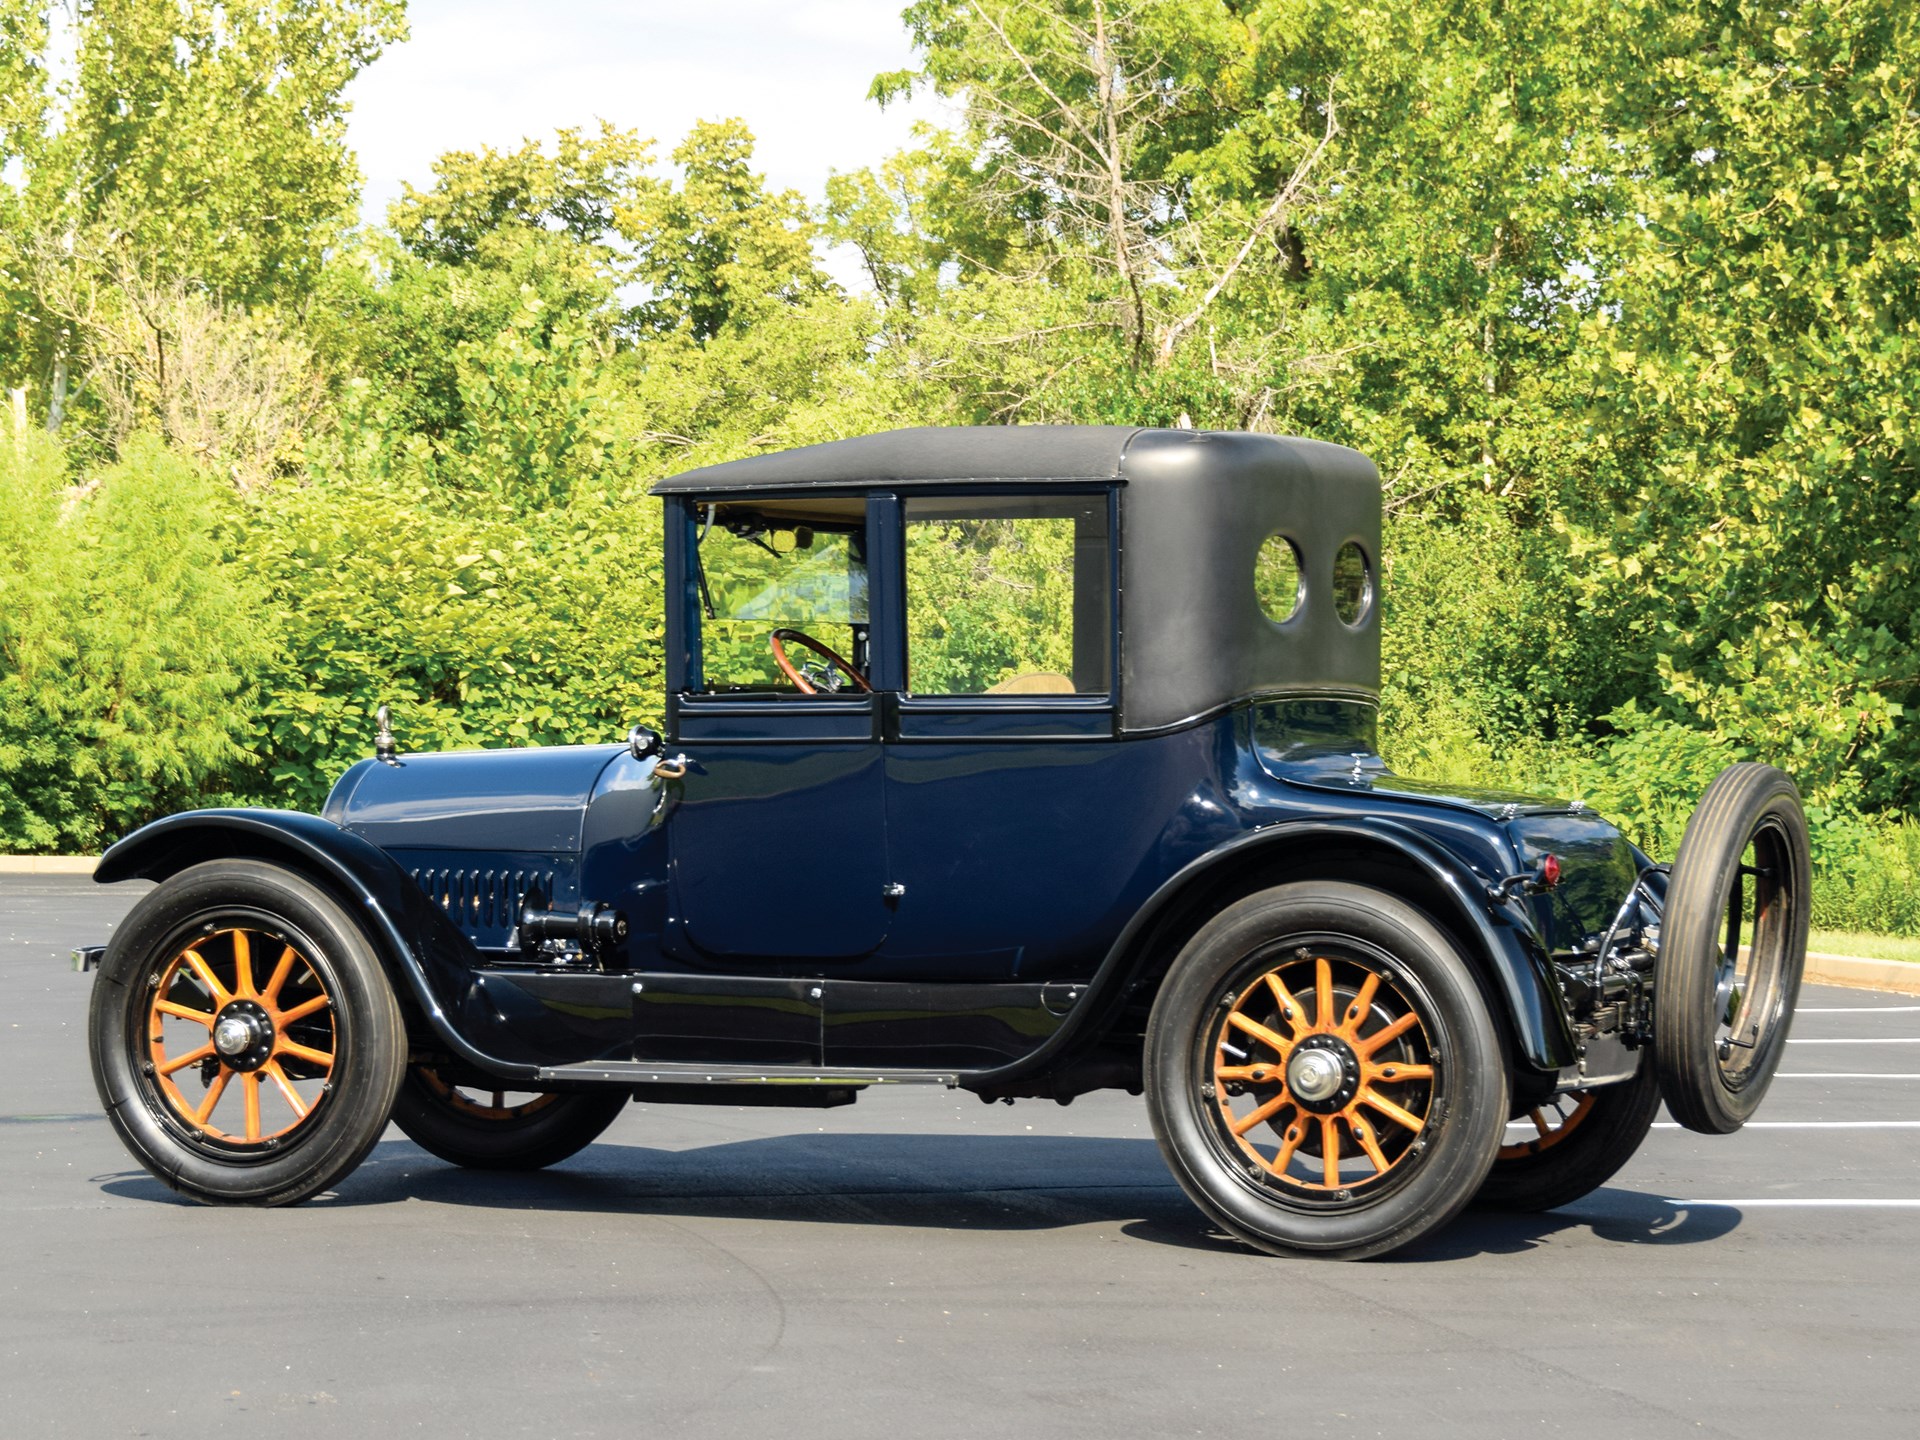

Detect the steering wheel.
xmin=769 ymin=628 xmax=872 ymax=695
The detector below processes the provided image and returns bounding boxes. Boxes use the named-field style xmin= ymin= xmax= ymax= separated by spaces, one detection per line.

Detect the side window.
xmin=691 ymin=500 xmax=870 ymax=693
xmin=904 ymin=493 xmax=1112 ymax=697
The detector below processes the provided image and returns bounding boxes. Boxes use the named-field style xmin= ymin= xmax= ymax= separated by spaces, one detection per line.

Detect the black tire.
xmin=1145 ymin=881 xmax=1509 ymax=1260
xmin=390 ymin=1068 xmax=628 ymax=1170
xmin=1654 ymin=763 xmax=1811 ymax=1135
xmin=1475 ymin=1062 xmax=1662 ymax=1211
xmin=88 ymin=859 xmax=407 ymax=1206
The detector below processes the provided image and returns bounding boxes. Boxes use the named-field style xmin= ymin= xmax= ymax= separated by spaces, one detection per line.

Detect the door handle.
xmin=652 ymin=754 xmax=692 ymax=782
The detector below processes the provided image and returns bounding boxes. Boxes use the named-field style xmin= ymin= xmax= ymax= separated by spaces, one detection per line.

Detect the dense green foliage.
xmin=2 ymin=1 xmax=1918 ymax=935
xmin=0 ymin=432 xmax=267 ymax=846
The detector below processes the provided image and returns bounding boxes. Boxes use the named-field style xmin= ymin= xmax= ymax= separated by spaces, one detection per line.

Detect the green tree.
xmin=632 ymin=119 xmax=832 ymax=341
xmin=4 ymin=0 xmax=405 ymax=433
xmin=1562 ymin=0 xmax=1920 ymax=804
xmin=50 ymin=0 xmax=406 ymax=301
xmin=389 ymin=121 xmax=660 ymax=269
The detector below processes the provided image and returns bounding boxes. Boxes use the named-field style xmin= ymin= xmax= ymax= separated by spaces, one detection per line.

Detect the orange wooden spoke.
xmin=1320 ymin=1116 xmax=1341 ymax=1186
xmin=154 ymin=999 xmax=215 ymax=1026
xmin=492 ymin=1091 xmax=506 ymax=1111
xmin=276 ymin=1039 xmax=335 ymax=1070
xmin=242 ymin=1073 xmax=262 ymax=1142
xmin=1498 ymin=1091 xmax=1596 ymax=1159
xmin=1274 ymin=1121 xmax=1307 ymax=1174
xmin=1340 ymin=972 xmax=1381 ymax=1039
xmin=194 ymin=1069 xmax=232 ymax=1126
xmin=1229 ymin=1091 xmax=1292 ymax=1137
xmin=159 ymin=1043 xmax=217 ymax=1077
xmin=1371 ymin=1062 xmax=1434 ymax=1083
xmin=1314 ymin=957 xmax=1335 ymax=1031
xmin=1362 ymin=1091 xmax=1426 ymax=1133
xmin=1356 ymin=1010 xmax=1420 ymax=1057
xmin=276 ymin=993 xmax=331 ymax=1026
xmin=1215 ymin=1063 xmax=1282 ymax=1085
xmin=263 ymin=1061 xmax=309 ymax=1120
xmin=182 ymin=950 xmax=231 ymax=1007
xmin=263 ymin=945 xmax=300 ymax=1004
xmin=1261 ymin=971 xmax=1309 ymax=1037
xmin=1349 ymin=1114 xmax=1391 ymax=1172
xmin=231 ymin=929 xmax=255 ymax=998
xmin=1226 ymin=1011 xmax=1291 ymax=1057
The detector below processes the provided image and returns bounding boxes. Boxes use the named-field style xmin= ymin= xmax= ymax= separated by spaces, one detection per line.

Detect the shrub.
xmin=0 ymin=432 xmax=269 ymax=850
xmin=230 ymin=471 xmax=666 ymax=813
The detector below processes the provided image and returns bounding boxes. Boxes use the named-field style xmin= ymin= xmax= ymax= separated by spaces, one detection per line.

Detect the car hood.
xmin=323 ymin=745 xmax=626 ymax=854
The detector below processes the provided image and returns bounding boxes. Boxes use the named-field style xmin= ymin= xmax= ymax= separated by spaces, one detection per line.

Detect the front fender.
xmin=971 ymin=816 xmax=1576 ymax=1090
xmin=96 ymin=809 xmax=544 ymax=1080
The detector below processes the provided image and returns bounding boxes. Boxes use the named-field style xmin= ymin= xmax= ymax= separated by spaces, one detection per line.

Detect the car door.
xmin=661 ymin=492 xmax=891 ymax=964
xmin=875 ymin=489 xmax=1125 ymax=976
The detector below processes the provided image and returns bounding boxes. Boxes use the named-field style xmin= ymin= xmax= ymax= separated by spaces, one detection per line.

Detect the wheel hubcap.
xmin=211 ymin=1003 xmax=275 ymax=1070
xmin=1285 ymin=1036 xmax=1357 ymax=1111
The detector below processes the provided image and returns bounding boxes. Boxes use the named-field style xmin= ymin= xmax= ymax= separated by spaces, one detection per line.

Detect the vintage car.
xmin=78 ymin=426 xmax=1811 ymax=1259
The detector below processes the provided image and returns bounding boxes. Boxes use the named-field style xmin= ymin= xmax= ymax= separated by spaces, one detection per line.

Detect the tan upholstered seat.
xmin=985 ymin=672 xmax=1076 ymax=695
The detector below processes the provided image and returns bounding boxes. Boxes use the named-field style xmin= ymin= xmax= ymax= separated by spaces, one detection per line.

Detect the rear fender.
xmin=974 ymin=818 xmax=1576 ymax=1090
xmin=96 ymin=809 xmax=542 ymax=1080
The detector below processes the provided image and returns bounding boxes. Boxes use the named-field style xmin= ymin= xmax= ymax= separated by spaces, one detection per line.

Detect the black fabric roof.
xmin=651 ymin=426 xmax=1142 ymax=493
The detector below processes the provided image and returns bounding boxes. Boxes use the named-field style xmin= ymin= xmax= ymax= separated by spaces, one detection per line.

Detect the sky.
xmin=342 ymin=1 xmax=948 ymax=280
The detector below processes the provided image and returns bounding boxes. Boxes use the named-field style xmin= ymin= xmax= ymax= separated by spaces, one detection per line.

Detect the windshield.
xmin=694 ymin=503 xmax=869 ymax=691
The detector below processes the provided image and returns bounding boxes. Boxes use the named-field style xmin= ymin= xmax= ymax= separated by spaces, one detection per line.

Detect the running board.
xmin=534 ymin=1060 xmax=963 ymax=1087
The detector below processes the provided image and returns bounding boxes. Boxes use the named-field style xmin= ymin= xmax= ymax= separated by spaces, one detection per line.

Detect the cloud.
xmin=343 ymin=0 xmax=947 ymax=228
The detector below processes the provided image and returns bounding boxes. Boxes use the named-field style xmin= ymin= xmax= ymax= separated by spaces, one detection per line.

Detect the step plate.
xmin=535 ymin=1060 xmax=962 ymax=1087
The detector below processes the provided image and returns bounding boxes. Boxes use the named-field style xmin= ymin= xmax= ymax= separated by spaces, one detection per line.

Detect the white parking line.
xmin=1799 ymin=1005 xmax=1920 ymax=1013
xmin=1522 ymin=1120 xmax=1920 ymax=1133
xmin=1778 ymin=1073 xmax=1920 ymax=1079
xmin=1788 ymin=1037 xmax=1920 ymax=1044
xmin=1662 ymin=1199 xmax=1920 ymax=1209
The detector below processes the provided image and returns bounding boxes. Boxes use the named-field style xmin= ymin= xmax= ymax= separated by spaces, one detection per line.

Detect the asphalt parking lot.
xmin=5 ymin=876 xmax=1918 ymax=1439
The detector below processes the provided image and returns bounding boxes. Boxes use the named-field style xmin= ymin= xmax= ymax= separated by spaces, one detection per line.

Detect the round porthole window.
xmin=1333 ymin=541 xmax=1373 ymax=626
xmin=1255 ymin=535 xmax=1304 ymax=624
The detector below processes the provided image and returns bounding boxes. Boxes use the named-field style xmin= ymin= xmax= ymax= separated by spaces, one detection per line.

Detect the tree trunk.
xmin=45 ymin=349 xmax=68 ymax=431
xmin=1092 ymin=1 xmax=1143 ymax=362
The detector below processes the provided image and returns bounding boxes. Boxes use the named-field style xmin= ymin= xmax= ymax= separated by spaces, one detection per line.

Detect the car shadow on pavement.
xmin=93 ymin=1132 xmax=1743 ymax=1259
xmin=1395 ymin=1189 xmax=1743 ymax=1260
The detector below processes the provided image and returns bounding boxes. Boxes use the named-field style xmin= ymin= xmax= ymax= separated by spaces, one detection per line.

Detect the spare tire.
xmin=1654 ymin=763 xmax=1811 ymax=1134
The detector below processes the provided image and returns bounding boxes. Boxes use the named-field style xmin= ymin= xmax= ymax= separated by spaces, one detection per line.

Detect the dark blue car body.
xmin=96 ymin=427 xmax=1646 ymax=1111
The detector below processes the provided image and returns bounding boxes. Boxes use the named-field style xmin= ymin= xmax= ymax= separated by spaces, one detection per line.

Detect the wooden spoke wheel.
xmin=389 ymin=1065 xmax=629 ymax=1171
xmin=1209 ymin=950 xmax=1438 ymax=1196
xmin=1146 ymin=881 xmax=1508 ymax=1260
xmin=141 ymin=925 xmax=339 ymax=1148
xmin=1499 ymin=1092 xmax=1598 ymax=1161
xmin=89 ymin=860 xmax=406 ymax=1206
xmin=1476 ymin=1062 xmax=1662 ymax=1212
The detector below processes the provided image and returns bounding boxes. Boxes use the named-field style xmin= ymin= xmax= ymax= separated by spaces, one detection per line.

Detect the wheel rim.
xmin=1205 ymin=945 xmax=1439 ymax=1200
xmin=1498 ymin=1091 xmax=1596 ymax=1160
xmin=140 ymin=924 xmax=338 ymax=1150
xmin=415 ymin=1067 xmax=561 ymax=1122
xmin=1712 ymin=815 xmax=1797 ymax=1093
